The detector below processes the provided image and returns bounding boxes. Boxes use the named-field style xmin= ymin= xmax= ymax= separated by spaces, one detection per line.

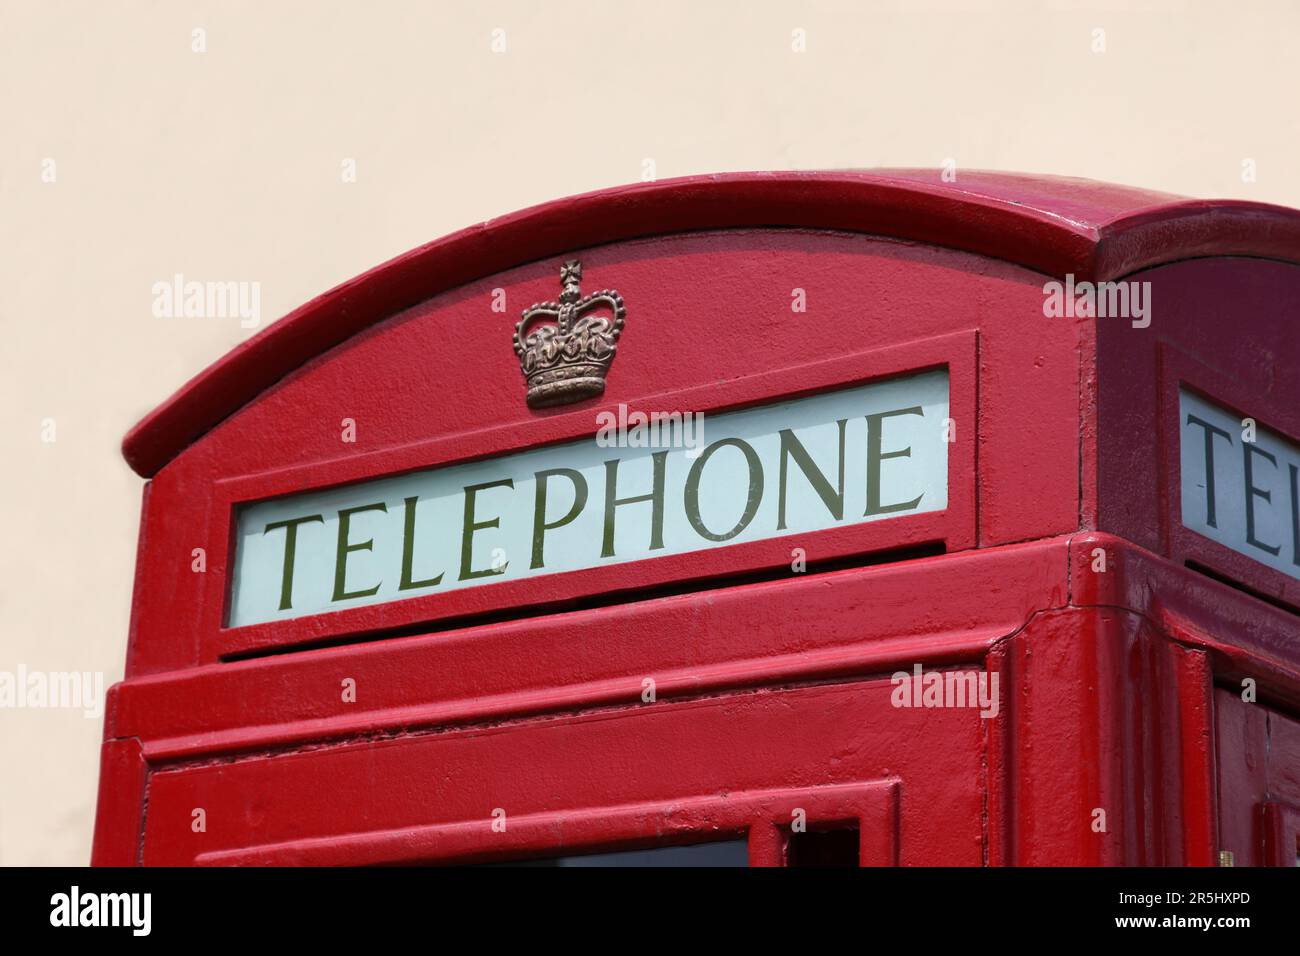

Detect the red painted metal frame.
xmin=1262 ymin=801 xmax=1300 ymax=867
xmin=1157 ymin=342 xmax=1300 ymax=608
xmin=108 ymin=538 xmax=1054 ymax=764
xmin=1073 ymin=533 xmax=1300 ymax=703
xmin=203 ymin=331 xmax=977 ymax=662
xmin=1214 ymin=692 xmax=1300 ymax=866
xmin=195 ymin=781 xmax=901 ymax=868
xmin=998 ymin=530 xmax=1300 ymax=866
xmin=136 ymin=672 xmax=974 ymax=867
xmin=96 ymin=535 xmax=1060 ymax=865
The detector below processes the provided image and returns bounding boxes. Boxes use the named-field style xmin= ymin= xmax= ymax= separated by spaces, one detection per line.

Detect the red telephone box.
xmin=92 ymin=171 xmax=1300 ymax=866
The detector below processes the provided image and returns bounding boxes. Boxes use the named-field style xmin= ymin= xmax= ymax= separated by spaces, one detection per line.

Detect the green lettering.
xmin=685 ymin=438 xmax=764 ymax=541
xmin=332 ymin=502 xmax=387 ymax=601
xmin=777 ymin=420 xmax=847 ymax=530
xmin=531 ymin=468 xmax=588 ymax=569
xmin=460 ymin=479 xmax=514 ymax=580
xmin=264 ymin=514 xmax=324 ymax=610
xmin=865 ymin=406 xmax=924 ymax=516
xmin=398 ymin=496 xmax=443 ymax=591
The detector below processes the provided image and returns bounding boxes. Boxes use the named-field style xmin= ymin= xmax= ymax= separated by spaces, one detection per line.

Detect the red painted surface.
xmin=1215 ymin=691 xmax=1300 ymax=866
xmin=93 ymin=172 xmax=1300 ymax=866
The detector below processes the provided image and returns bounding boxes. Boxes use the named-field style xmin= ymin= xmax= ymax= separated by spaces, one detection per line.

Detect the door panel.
xmin=1215 ymin=688 xmax=1300 ymax=866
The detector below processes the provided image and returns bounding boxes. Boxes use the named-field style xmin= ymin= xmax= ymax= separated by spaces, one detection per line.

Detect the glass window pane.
xmin=492 ymin=839 xmax=749 ymax=867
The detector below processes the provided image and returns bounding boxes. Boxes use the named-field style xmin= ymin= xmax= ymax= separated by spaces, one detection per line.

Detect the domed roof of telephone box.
xmin=123 ymin=169 xmax=1300 ymax=478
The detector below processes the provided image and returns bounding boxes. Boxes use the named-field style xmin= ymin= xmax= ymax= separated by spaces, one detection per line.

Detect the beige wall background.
xmin=2 ymin=0 xmax=1298 ymax=866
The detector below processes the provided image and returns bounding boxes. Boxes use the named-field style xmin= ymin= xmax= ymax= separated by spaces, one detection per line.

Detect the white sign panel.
xmin=1180 ymin=388 xmax=1300 ymax=580
xmin=229 ymin=370 xmax=950 ymax=626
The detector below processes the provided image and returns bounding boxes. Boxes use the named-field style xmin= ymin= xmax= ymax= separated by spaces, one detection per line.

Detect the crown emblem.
xmin=513 ymin=260 xmax=626 ymax=408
